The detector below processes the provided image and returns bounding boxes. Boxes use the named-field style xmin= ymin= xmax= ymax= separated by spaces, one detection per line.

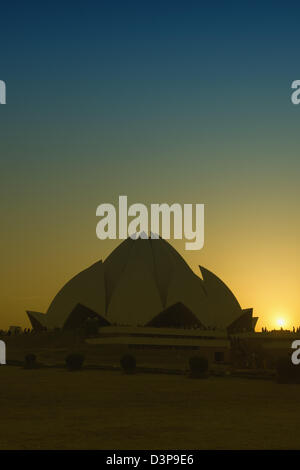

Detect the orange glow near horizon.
xmin=1 ymin=234 xmax=300 ymax=331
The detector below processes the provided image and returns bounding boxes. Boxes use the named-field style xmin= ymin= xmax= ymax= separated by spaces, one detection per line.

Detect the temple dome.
xmin=27 ymin=237 xmax=243 ymax=330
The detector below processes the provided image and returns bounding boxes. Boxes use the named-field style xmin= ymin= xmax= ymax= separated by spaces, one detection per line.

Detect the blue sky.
xmin=1 ymin=1 xmax=300 ymax=328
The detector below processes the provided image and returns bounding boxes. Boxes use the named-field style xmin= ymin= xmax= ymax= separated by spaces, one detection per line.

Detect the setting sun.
xmin=276 ymin=317 xmax=286 ymax=328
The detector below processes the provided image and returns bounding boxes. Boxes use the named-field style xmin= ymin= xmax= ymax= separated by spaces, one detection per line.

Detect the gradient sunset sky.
xmin=1 ymin=1 xmax=300 ymax=330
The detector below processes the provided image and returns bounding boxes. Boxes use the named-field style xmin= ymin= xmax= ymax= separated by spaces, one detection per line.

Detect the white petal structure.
xmin=28 ymin=260 xmax=106 ymax=329
xmin=26 ymin=237 xmax=247 ymax=330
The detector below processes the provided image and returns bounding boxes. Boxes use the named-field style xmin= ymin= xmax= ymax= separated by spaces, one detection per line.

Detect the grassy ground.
xmin=0 ymin=366 xmax=300 ymax=449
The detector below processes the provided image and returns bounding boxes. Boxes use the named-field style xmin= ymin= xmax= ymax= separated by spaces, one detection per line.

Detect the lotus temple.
xmin=27 ymin=237 xmax=257 ymax=334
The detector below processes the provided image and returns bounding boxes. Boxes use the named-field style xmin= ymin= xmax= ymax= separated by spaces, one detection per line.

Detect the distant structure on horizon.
xmin=26 ymin=237 xmax=257 ymax=333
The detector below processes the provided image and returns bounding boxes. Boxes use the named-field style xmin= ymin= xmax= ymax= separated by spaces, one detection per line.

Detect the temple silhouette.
xmin=27 ymin=237 xmax=256 ymax=333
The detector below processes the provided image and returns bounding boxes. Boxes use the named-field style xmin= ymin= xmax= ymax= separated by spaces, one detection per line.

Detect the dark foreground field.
xmin=1 ymin=367 xmax=300 ymax=449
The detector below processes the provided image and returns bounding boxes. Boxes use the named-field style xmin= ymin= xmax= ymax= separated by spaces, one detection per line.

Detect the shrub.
xmin=65 ymin=353 xmax=85 ymax=371
xmin=24 ymin=353 xmax=37 ymax=369
xmin=276 ymin=357 xmax=300 ymax=384
xmin=120 ymin=354 xmax=136 ymax=374
xmin=189 ymin=356 xmax=209 ymax=378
